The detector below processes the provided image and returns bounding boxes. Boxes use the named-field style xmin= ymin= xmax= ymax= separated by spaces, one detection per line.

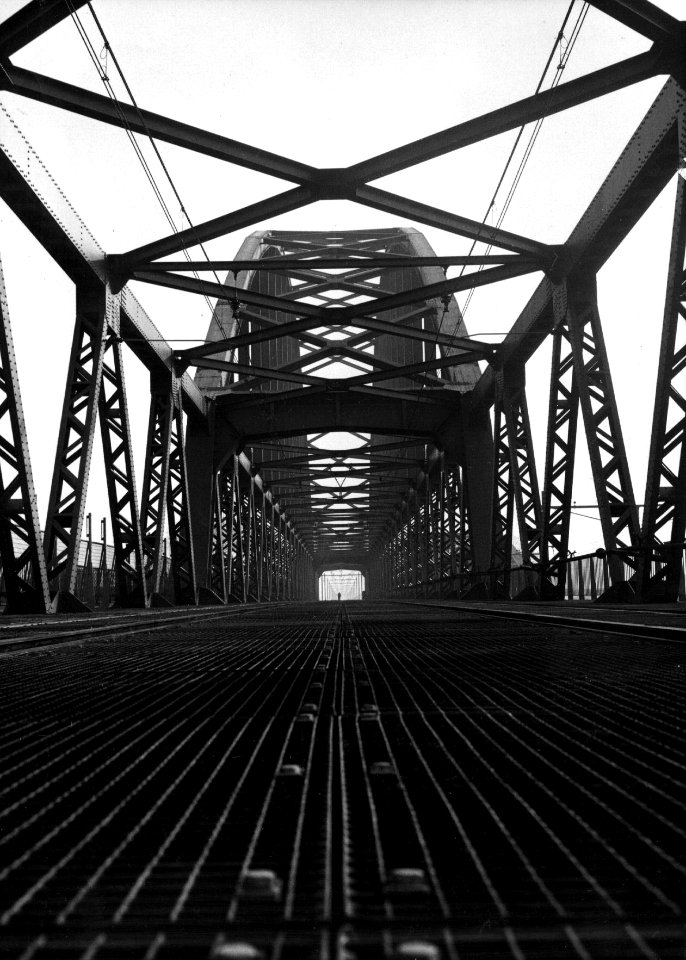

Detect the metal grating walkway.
xmin=0 ymin=602 xmax=685 ymax=958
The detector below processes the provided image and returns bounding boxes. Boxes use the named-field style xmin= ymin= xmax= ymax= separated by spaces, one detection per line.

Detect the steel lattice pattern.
xmin=0 ymin=603 xmax=685 ymax=959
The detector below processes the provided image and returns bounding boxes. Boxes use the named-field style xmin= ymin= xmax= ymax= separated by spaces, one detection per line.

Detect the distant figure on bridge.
xmin=337 ymin=593 xmax=341 ymax=601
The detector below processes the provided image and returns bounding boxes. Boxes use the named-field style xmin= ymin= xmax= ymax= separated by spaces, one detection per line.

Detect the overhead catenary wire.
xmin=458 ymin=1 xmax=590 ymax=319
xmin=431 ymin=0 xmax=587 ymax=350
xmin=67 ymin=0 xmax=228 ymax=330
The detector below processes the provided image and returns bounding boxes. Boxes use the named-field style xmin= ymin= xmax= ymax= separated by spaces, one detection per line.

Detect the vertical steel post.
xmin=639 ymin=119 xmax=686 ymax=600
xmin=44 ymin=282 xmax=112 ymax=605
xmin=140 ymin=379 xmax=173 ymax=601
xmin=564 ymin=274 xmax=640 ymax=588
xmin=540 ymin=288 xmax=580 ymax=598
xmin=98 ymin=326 xmax=146 ymax=607
xmin=209 ymin=469 xmax=227 ymax=602
xmin=232 ymin=458 xmax=245 ymax=601
xmin=0 ymin=253 xmax=50 ymax=613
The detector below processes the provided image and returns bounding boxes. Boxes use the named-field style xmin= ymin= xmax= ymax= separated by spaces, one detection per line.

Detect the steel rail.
xmin=397 ymin=600 xmax=686 ymax=644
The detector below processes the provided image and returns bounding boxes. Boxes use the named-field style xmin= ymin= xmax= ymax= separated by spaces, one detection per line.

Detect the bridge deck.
xmin=0 ymin=602 xmax=684 ymax=959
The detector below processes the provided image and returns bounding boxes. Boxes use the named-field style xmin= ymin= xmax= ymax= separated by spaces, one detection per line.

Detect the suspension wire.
xmin=458 ymin=2 xmax=589 ymax=318
xmin=404 ymin=1 xmax=588 ymax=493
xmin=68 ymin=1 xmax=228 ymax=327
xmin=432 ymin=0 xmax=585 ymax=350
xmin=85 ymin=3 xmax=222 ymax=285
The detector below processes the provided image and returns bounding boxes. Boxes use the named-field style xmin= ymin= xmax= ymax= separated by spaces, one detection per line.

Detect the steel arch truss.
xmin=0 ymin=254 xmax=50 ymax=613
xmin=0 ymin=1 xmax=686 ymax=609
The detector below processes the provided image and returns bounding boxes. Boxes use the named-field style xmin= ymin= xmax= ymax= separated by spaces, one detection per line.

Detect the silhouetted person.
xmin=337 ymin=592 xmax=341 ymax=601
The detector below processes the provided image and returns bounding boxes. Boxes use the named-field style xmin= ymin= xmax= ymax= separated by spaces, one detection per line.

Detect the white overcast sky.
xmin=0 ymin=0 xmax=683 ymax=555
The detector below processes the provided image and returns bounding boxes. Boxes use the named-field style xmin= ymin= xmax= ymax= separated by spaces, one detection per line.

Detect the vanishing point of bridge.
xmin=0 ymin=1 xmax=684 ymax=613
xmin=1 ymin=2 xmax=686 ymax=959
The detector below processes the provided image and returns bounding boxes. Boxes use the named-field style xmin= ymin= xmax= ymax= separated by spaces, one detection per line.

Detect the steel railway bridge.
xmin=1 ymin=1 xmax=686 ymax=958
xmin=0 ymin=1 xmax=684 ymax=614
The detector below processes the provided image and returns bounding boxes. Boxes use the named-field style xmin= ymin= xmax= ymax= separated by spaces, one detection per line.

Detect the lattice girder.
xmin=140 ymin=382 xmax=174 ymax=598
xmin=44 ymin=284 xmax=113 ymax=597
xmin=490 ymin=371 xmax=514 ymax=598
xmin=98 ymin=332 xmax=146 ymax=606
xmin=540 ymin=292 xmax=580 ymax=597
xmin=563 ymin=275 xmax=640 ymax=584
xmin=0 ymin=253 xmax=50 ymax=613
xmin=639 ymin=111 xmax=686 ymax=600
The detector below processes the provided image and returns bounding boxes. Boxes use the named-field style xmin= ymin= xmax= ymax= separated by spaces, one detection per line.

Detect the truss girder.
xmin=639 ymin=137 xmax=686 ymax=600
xmin=489 ymin=372 xmax=515 ymax=598
xmin=540 ymin=300 xmax=580 ymax=597
xmin=501 ymin=373 xmax=543 ymax=568
xmin=208 ymin=469 xmax=227 ymax=603
xmin=473 ymin=79 xmax=686 ymax=410
xmin=563 ymin=275 xmax=640 ymax=580
xmin=201 ymin=227 xmax=482 ymax=571
xmin=140 ymin=385 xmax=174 ymax=598
xmin=0 ymin=102 xmax=205 ymax=417
xmin=43 ymin=284 xmax=112 ymax=594
xmin=98 ymin=334 xmax=146 ymax=606
xmin=0 ymin=253 xmax=50 ymax=612
xmin=166 ymin=391 xmax=197 ymax=605
xmin=139 ymin=377 xmax=198 ymax=605
xmin=1 ymin=3 xmax=685 ymax=610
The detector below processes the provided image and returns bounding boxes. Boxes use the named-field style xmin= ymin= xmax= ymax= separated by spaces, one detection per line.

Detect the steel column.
xmin=502 ymin=368 xmax=543 ymax=572
xmin=540 ymin=291 xmax=580 ymax=598
xmin=44 ymin=283 xmax=111 ymax=603
xmin=166 ymin=388 xmax=198 ymax=604
xmin=564 ymin=275 xmax=640 ymax=587
xmin=209 ymin=469 xmax=228 ymax=602
xmin=140 ymin=381 xmax=174 ymax=601
xmin=639 ymin=137 xmax=686 ymax=600
xmin=98 ymin=330 xmax=146 ymax=607
xmin=0 ymin=253 xmax=50 ymax=613
xmin=490 ymin=370 xmax=514 ymax=598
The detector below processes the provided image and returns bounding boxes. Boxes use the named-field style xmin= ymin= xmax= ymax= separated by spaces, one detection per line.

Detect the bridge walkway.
xmin=0 ymin=602 xmax=684 ymax=959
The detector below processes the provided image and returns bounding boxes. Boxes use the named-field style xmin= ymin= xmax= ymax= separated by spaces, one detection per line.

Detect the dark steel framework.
xmin=0 ymin=0 xmax=685 ymax=609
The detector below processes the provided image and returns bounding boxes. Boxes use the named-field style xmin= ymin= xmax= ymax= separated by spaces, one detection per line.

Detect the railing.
xmin=382 ymin=545 xmax=686 ymax=602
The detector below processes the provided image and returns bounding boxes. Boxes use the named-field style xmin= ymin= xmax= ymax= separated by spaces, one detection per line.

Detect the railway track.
xmin=0 ymin=601 xmax=684 ymax=958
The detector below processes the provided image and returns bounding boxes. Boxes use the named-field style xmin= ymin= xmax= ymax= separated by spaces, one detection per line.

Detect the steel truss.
xmin=0 ymin=1 xmax=685 ymax=609
xmin=564 ymin=275 xmax=640 ymax=587
xmin=43 ymin=284 xmax=113 ymax=605
xmin=207 ymin=454 xmax=313 ymax=604
xmin=540 ymin=297 xmax=580 ymax=598
xmin=638 ymin=110 xmax=686 ymax=601
xmin=370 ymin=459 xmax=473 ymax=601
xmin=0 ymin=254 xmax=49 ymax=612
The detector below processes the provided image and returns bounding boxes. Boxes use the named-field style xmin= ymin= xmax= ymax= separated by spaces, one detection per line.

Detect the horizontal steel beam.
xmin=0 ymin=64 xmax=317 ymax=184
xmin=588 ymin=0 xmax=683 ymax=44
xmin=339 ymin=351 xmax=488 ymax=388
xmin=137 ymin=254 xmax=530 ymax=272
xmin=151 ymin=260 xmax=537 ymax=332
xmin=347 ymin=50 xmax=661 ymax=182
xmin=0 ymin=0 xmax=87 ymax=59
xmin=177 ymin=309 xmax=489 ymax=365
xmin=472 ymin=77 xmax=684 ymax=410
xmin=216 ymin=389 xmax=463 ymax=456
xmin=115 ymin=188 xmax=314 ymax=269
xmin=338 ymin=261 xmax=541 ymax=323
xmin=355 ymin=185 xmax=553 ymax=260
